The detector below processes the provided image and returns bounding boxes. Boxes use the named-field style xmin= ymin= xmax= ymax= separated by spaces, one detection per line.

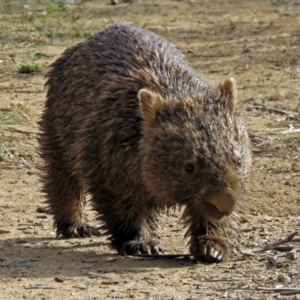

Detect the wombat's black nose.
xmin=204 ymin=188 xmax=238 ymax=214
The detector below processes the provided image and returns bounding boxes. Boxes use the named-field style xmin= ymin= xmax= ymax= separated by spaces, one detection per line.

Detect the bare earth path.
xmin=0 ymin=0 xmax=300 ymax=299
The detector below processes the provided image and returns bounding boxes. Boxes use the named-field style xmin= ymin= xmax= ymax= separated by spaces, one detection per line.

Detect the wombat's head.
xmin=139 ymin=79 xmax=251 ymax=222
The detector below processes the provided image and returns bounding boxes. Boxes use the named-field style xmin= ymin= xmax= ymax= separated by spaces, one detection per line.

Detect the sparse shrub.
xmin=75 ymin=30 xmax=93 ymax=38
xmin=0 ymin=148 xmax=10 ymax=161
xmin=27 ymin=52 xmax=49 ymax=60
xmin=0 ymin=111 xmax=24 ymax=125
xmin=44 ymin=29 xmax=64 ymax=38
xmin=18 ymin=64 xmax=40 ymax=74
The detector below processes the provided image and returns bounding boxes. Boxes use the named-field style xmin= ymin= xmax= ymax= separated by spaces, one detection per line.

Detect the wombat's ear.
xmin=218 ymin=78 xmax=237 ymax=111
xmin=138 ymin=88 xmax=163 ymax=123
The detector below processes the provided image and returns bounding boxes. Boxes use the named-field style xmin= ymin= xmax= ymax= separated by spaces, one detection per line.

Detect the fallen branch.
xmin=223 ymin=287 xmax=300 ymax=294
xmin=279 ymin=128 xmax=300 ymax=134
xmin=24 ymin=286 xmax=56 ymax=290
xmin=86 ymin=271 xmax=108 ymax=278
xmin=271 ymin=246 xmax=294 ymax=252
xmin=72 ymin=285 xmax=88 ymax=290
xmin=258 ymin=252 xmax=287 ymax=262
xmin=246 ymin=104 xmax=299 ymax=117
xmin=281 ymin=291 xmax=300 ymax=296
xmin=240 ymin=227 xmax=262 ymax=233
xmin=7 ymin=126 xmax=38 ymax=134
xmin=251 ymin=231 xmax=299 ymax=253
xmin=0 ymin=108 xmax=13 ymax=111
xmin=20 ymin=156 xmax=34 ymax=169
xmin=13 ymin=90 xmax=44 ymax=93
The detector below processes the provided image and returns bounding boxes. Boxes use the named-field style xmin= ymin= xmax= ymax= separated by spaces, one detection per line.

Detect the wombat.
xmin=38 ymin=23 xmax=251 ymax=262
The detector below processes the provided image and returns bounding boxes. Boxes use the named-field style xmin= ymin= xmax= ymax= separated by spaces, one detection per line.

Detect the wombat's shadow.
xmin=0 ymin=237 xmax=199 ymax=279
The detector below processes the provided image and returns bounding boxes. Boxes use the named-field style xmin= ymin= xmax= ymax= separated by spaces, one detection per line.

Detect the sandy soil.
xmin=0 ymin=0 xmax=300 ymax=299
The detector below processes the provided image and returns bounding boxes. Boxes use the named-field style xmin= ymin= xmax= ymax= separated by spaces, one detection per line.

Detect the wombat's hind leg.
xmin=41 ymin=160 xmax=100 ymax=238
xmin=57 ymin=218 xmax=101 ymax=238
xmin=53 ymin=184 xmax=100 ymax=238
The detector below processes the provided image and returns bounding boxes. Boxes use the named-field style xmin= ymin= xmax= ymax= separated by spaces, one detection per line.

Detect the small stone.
xmin=277 ymin=273 xmax=291 ymax=284
xmin=54 ymin=275 xmax=65 ymax=283
xmin=240 ymin=215 xmax=251 ymax=222
xmin=237 ymin=55 xmax=250 ymax=64
xmin=291 ymin=162 xmax=300 ymax=172
xmin=286 ymin=252 xmax=295 ymax=260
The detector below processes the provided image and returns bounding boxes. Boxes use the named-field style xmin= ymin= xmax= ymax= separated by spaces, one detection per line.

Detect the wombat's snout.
xmin=204 ymin=188 xmax=238 ymax=219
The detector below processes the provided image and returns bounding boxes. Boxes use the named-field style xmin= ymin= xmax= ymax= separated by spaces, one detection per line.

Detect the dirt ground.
xmin=0 ymin=0 xmax=300 ymax=299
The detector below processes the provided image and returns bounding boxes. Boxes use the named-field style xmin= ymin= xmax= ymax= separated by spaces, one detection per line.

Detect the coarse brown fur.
xmin=38 ymin=23 xmax=251 ymax=262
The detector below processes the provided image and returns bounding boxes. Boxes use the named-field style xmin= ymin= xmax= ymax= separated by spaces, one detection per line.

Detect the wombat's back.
xmin=40 ymin=24 xmax=203 ymax=191
xmin=44 ymin=23 xmax=202 ymax=111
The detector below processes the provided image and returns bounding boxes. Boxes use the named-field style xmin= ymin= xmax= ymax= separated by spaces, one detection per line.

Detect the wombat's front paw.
xmin=57 ymin=221 xmax=101 ymax=238
xmin=190 ymin=235 xmax=230 ymax=263
xmin=118 ymin=240 xmax=163 ymax=256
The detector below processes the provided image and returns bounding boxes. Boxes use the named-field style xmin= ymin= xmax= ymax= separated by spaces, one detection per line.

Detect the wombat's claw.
xmin=200 ymin=244 xmax=223 ymax=262
xmin=57 ymin=221 xmax=101 ymax=238
xmin=152 ymin=245 xmax=164 ymax=255
xmin=119 ymin=240 xmax=163 ymax=256
xmin=190 ymin=235 xmax=229 ymax=263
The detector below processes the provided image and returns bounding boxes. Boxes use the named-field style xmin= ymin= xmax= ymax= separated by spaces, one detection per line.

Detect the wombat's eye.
xmin=184 ymin=163 xmax=195 ymax=173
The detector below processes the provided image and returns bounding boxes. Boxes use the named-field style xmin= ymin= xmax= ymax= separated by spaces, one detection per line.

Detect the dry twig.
xmin=246 ymin=104 xmax=299 ymax=117
xmin=86 ymin=271 xmax=108 ymax=278
xmin=251 ymin=232 xmax=299 ymax=253
xmin=20 ymin=156 xmax=33 ymax=168
xmin=224 ymin=287 xmax=300 ymax=295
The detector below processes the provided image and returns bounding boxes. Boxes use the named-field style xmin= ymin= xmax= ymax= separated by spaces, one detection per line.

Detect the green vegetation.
xmin=0 ymin=148 xmax=10 ymax=161
xmin=46 ymin=2 xmax=68 ymax=14
xmin=0 ymin=111 xmax=24 ymax=126
xmin=71 ymin=15 xmax=80 ymax=23
xmin=44 ymin=29 xmax=64 ymax=38
xmin=27 ymin=52 xmax=49 ymax=60
xmin=0 ymin=0 xmax=15 ymax=14
xmin=75 ymin=30 xmax=93 ymax=38
xmin=18 ymin=64 xmax=41 ymax=74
